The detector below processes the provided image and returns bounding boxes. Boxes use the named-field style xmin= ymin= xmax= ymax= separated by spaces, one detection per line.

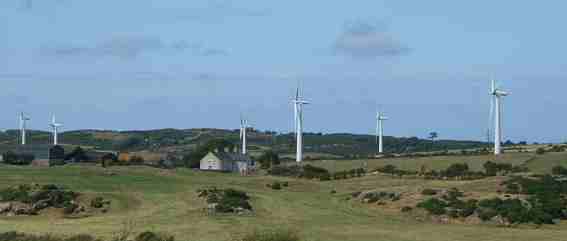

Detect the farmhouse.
xmin=199 ymin=151 xmax=255 ymax=174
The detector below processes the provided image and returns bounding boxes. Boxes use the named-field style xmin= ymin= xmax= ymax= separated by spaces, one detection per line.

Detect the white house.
xmin=199 ymin=151 xmax=255 ymax=175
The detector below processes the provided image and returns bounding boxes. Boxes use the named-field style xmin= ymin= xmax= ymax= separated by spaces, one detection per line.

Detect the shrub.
xmin=258 ymin=150 xmax=280 ymax=169
xmin=401 ymin=206 xmax=413 ymax=212
xmin=270 ymin=182 xmax=282 ymax=190
xmin=536 ymin=148 xmax=546 ymax=155
xmin=301 ymin=165 xmax=330 ymax=179
xmin=552 ymin=165 xmax=567 ymax=176
xmin=442 ymin=163 xmax=469 ymax=177
xmin=199 ymin=187 xmax=252 ymax=213
xmin=478 ymin=208 xmax=498 ymax=221
xmin=417 ymin=198 xmax=447 ymax=215
xmin=66 ymin=234 xmax=101 ymax=241
xmin=237 ymin=229 xmax=300 ymax=241
xmin=2 ymin=151 xmax=35 ymax=166
xmin=421 ymin=189 xmax=438 ymax=195
xmin=90 ymin=197 xmax=110 ymax=209
xmin=319 ymin=173 xmax=331 ymax=181
xmin=134 ymin=231 xmax=175 ymax=241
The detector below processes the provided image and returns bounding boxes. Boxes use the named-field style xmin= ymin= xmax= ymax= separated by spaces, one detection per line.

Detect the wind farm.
xmin=1 ymin=1 xmax=566 ymax=241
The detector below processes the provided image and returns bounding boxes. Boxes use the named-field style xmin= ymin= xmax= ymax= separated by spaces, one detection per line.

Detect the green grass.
xmin=309 ymin=152 xmax=537 ymax=173
xmin=1 ymin=153 xmax=567 ymax=241
xmin=524 ymin=152 xmax=567 ymax=173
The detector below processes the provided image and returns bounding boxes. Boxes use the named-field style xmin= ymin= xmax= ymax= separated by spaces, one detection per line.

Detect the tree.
xmin=112 ymin=136 xmax=144 ymax=151
xmin=101 ymin=153 xmax=117 ymax=168
xmin=129 ymin=155 xmax=145 ymax=164
xmin=2 ymin=151 xmax=34 ymax=165
xmin=258 ymin=150 xmax=280 ymax=169
xmin=2 ymin=151 xmax=18 ymax=163
xmin=429 ymin=132 xmax=438 ymax=142
xmin=428 ymin=132 xmax=438 ymax=151
xmin=65 ymin=146 xmax=89 ymax=162
xmin=49 ymin=145 xmax=65 ymax=160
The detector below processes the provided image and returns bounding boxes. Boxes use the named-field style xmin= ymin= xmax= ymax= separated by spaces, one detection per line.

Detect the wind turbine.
xmin=376 ymin=109 xmax=388 ymax=155
xmin=49 ymin=115 xmax=63 ymax=145
xmin=292 ymin=85 xmax=309 ymax=163
xmin=490 ymin=78 xmax=509 ymax=155
xmin=239 ymin=115 xmax=250 ymax=155
xmin=19 ymin=112 xmax=30 ymax=145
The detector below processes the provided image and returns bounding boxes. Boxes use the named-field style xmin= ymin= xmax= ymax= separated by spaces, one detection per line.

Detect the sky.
xmin=0 ymin=0 xmax=566 ymax=143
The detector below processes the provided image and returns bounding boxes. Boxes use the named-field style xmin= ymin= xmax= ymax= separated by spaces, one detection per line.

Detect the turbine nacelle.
xmin=493 ymin=90 xmax=509 ymax=97
xmin=50 ymin=116 xmax=63 ymax=128
xmin=490 ymin=79 xmax=510 ymax=97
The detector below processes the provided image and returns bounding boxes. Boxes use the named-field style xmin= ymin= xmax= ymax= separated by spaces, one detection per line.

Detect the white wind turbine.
xmin=239 ymin=116 xmax=250 ymax=155
xmin=19 ymin=112 xmax=30 ymax=145
xmin=49 ymin=115 xmax=63 ymax=145
xmin=489 ymin=78 xmax=509 ymax=155
xmin=376 ymin=109 xmax=388 ymax=155
xmin=292 ymin=86 xmax=309 ymax=163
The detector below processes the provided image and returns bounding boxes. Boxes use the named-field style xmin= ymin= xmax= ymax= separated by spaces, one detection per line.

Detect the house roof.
xmin=211 ymin=152 xmax=252 ymax=163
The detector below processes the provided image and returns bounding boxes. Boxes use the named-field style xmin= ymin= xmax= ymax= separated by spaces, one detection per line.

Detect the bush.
xmin=401 ymin=206 xmax=413 ymax=212
xmin=536 ymin=148 xmax=546 ymax=155
xmin=552 ymin=166 xmax=567 ymax=176
xmin=0 ymin=232 xmax=103 ymax=241
xmin=301 ymin=165 xmax=330 ymax=179
xmin=319 ymin=173 xmax=331 ymax=181
xmin=442 ymin=163 xmax=469 ymax=178
xmin=199 ymin=187 xmax=252 ymax=213
xmin=90 ymin=197 xmax=110 ymax=209
xmin=237 ymin=229 xmax=300 ymax=241
xmin=421 ymin=189 xmax=438 ymax=195
xmin=0 ymin=231 xmax=175 ymax=241
xmin=478 ymin=208 xmax=498 ymax=221
xmin=134 ymin=231 xmax=175 ymax=241
xmin=417 ymin=198 xmax=447 ymax=215
xmin=2 ymin=151 xmax=35 ymax=166
xmin=270 ymin=182 xmax=282 ymax=190
xmin=258 ymin=150 xmax=280 ymax=169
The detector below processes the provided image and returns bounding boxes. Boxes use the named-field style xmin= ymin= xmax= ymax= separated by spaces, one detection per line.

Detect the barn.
xmin=199 ymin=151 xmax=255 ymax=174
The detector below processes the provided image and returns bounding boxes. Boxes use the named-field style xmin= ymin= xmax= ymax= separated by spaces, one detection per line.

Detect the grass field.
xmin=309 ymin=152 xmax=565 ymax=173
xmin=1 ymin=151 xmax=567 ymax=241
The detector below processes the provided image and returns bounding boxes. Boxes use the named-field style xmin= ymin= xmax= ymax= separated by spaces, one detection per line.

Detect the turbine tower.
xmin=240 ymin=116 xmax=249 ymax=155
xmin=292 ymin=86 xmax=309 ymax=163
xmin=49 ymin=115 xmax=63 ymax=145
xmin=490 ymin=78 xmax=509 ymax=155
xmin=19 ymin=112 xmax=30 ymax=145
xmin=376 ymin=110 xmax=388 ymax=155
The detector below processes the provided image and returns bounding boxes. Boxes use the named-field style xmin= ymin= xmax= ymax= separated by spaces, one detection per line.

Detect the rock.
xmin=207 ymin=203 xmax=218 ymax=210
xmin=0 ymin=202 xmax=12 ymax=213
xmin=464 ymin=214 xmax=482 ymax=225
xmin=32 ymin=199 xmax=50 ymax=211
xmin=234 ymin=207 xmax=252 ymax=216
xmin=12 ymin=203 xmax=36 ymax=215
xmin=489 ymin=215 xmax=510 ymax=226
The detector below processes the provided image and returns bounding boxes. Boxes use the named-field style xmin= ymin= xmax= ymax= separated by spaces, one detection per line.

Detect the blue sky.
xmin=0 ymin=0 xmax=565 ymax=142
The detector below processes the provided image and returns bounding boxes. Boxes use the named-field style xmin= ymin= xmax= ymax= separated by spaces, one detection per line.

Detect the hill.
xmin=1 ymin=151 xmax=567 ymax=241
xmin=0 ymin=129 xmax=488 ymax=158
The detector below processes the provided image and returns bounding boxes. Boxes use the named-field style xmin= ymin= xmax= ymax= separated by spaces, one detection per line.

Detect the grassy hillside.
xmin=1 ymin=154 xmax=567 ymax=241
xmin=309 ymin=152 xmax=536 ymax=173
xmin=0 ymin=129 xmax=488 ymax=158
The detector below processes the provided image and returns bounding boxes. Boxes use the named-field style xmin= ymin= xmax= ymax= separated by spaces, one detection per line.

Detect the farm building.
xmin=199 ymin=151 xmax=255 ymax=174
